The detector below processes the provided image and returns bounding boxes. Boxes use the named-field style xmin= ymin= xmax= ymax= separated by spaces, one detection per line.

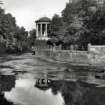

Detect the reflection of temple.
xmin=35 ymin=78 xmax=51 ymax=90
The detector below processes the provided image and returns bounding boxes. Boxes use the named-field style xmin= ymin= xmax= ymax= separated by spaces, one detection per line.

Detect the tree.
xmin=61 ymin=0 xmax=105 ymax=50
xmin=50 ymin=14 xmax=63 ymax=33
xmin=28 ymin=29 xmax=36 ymax=46
xmin=2 ymin=13 xmax=16 ymax=41
xmin=14 ymin=26 xmax=28 ymax=51
xmin=0 ymin=6 xmax=29 ymax=53
xmin=48 ymin=14 xmax=65 ymax=45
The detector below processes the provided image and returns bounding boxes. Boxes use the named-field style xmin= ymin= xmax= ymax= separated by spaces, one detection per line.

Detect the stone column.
xmin=45 ymin=24 xmax=47 ymax=37
xmin=36 ymin=23 xmax=39 ymax=38
xmin=40 ymin=23 xmax=42 ymax=38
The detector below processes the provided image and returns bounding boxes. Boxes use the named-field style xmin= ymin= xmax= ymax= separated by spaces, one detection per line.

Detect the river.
xmin=0 ymin=53 xmax=105 ymax=105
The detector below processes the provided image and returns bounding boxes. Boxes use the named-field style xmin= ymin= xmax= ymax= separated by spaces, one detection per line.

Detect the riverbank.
xmin=35 ymin=50 xmax=105 ymax=71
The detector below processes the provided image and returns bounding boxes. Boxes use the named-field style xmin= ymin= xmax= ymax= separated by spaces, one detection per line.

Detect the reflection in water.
xmin=0 ymin=71 xmax=105 ymax=105
xmin=5 ymin=78 xmax=64 ymax=105
xmin=35 ymin=78 xmax=51 ymax=91
xmin=50 ymin=80 xmax=105 ymax=105
xmin=0 ymin=75 xmax=15 ymax=92
xmin=35 ymin=78 xmax=105 ymax=105
xmin=0 ymin=75 xmax=15 ymax=105
xmin=0 ymin=93 xmax=14 ymax=105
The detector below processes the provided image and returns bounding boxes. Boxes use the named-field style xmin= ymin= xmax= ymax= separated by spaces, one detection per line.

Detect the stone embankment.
xmin=36 ymin=49 xmax=105 ymax=70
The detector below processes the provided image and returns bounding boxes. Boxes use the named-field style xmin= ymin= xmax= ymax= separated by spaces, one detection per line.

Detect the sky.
xmin=2 ymin=0 xmax=69 ymax=31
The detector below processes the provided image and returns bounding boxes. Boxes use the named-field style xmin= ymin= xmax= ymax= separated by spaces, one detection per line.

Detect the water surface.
xmin=0 ymin=53 xmax=105 ymax=105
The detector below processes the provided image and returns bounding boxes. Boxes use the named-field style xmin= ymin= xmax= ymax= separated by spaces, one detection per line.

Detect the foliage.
xmin=49 ymin=0 xmax=105 ymax=50
xmin=0 ymin=7 xmax=28 ymax=53
xmin=28 ymin=29 xmax=36 ymax=46
xmin=48 ymin=14 xmax=65 ymax=45
xmin=50 ymin=14 xmax=63 ymax=33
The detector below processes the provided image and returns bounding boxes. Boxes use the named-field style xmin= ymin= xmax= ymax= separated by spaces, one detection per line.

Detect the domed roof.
xmin=36 ymin=17 xmax=51 ymax=23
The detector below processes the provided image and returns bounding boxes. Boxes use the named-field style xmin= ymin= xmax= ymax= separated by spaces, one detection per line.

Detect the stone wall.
xmin=88 ymin=44 xmax=105 ymax=55
xmin=36 ymin=50 xmax=89 ymax=64
xmin=88 ymin=44 xmax=105 ymax=65
xmin=35 ymin=44 xmax=105 ymax=66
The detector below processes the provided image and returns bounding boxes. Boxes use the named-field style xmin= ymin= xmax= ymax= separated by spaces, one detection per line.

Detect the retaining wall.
xmin=35 ymin=44 xmax=105 ymax=66
xmin=36 ymin=50 xmax=90 ymax=64
xmin=88 ymin=44 xmax=105 ymax=65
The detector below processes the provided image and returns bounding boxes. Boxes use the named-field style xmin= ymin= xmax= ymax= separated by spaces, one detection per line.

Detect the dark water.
xmin=0 ymin=53 xmax=105 ymax=105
